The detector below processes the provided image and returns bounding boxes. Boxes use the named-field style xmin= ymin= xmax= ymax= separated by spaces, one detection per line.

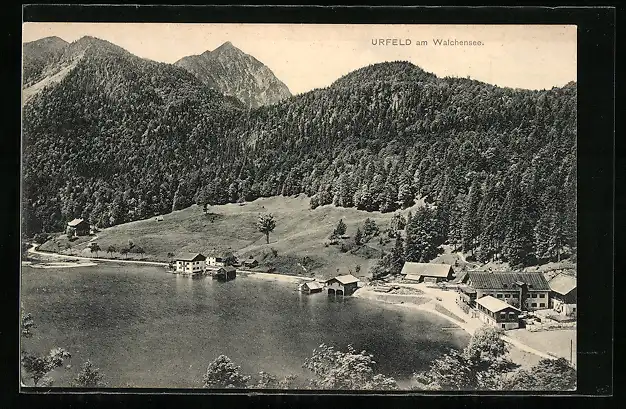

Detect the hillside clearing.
xmin=40 ymin=195 xmax=427 ymax=280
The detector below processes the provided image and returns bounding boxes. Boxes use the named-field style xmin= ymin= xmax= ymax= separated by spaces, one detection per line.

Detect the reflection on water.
xmin=21 ymin=264 xmax=469 ymax=388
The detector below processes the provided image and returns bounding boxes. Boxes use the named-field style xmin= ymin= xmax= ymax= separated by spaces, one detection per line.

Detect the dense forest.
xmin=22 ymin=38 xmax=577 ymax=267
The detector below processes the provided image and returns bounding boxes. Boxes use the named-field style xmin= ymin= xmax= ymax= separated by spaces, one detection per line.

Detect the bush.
xmin=33 ymin=233 xmax=50 ymax=244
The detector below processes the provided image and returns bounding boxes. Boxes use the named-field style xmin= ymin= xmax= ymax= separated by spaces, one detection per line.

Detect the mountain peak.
xmin=175 ymin=42 xmax=292 ymax=109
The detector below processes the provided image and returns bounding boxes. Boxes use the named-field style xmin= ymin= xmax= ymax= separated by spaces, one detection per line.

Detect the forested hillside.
xmin=22 ymin=40 xmax=576 ymax=267
xmin=22 ymin=36 xmax=69 ymax=87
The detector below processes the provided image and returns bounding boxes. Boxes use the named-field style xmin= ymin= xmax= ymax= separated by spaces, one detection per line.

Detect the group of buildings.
xmin=398 ymin=261 xmax=576 ymax=331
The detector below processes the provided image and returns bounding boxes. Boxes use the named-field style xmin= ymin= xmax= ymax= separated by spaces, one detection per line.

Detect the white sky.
xmin=23 ymin=23 xmax=577 ymax=95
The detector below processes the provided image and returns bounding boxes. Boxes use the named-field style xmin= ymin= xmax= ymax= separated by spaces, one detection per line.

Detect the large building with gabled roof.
xmin=400 ymin=262 xmax=454 ymax=283
xmin=174 ymin=253 xmax=207 ymax=275
xmin=461 ymin=271 xmax=550 ymax=311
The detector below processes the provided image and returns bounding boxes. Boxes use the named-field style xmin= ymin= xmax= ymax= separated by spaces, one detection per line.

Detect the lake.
xmin=20 ymin=264 xmax=469 ymax=389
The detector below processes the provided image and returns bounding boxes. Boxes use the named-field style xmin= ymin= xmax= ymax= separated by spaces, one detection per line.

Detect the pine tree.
xmin=333 ymin=219 xmax=347 ymax=238
xmin=390 ymin=235 xmax=405 ymax=274
xmin=354 ymin=227 xmax=363 ymax=246
xmin=461 ymin=179 xmax=481 ymax=254
xmin=502 ymin=186 xmax=536 ymax=266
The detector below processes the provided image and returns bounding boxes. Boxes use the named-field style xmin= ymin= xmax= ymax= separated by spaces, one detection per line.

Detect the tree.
xmin=89 ymin=243 xmax=101 ymax=257
xmin=120 ymin=247 xmax=129 ymax=259
xmin=255 ymin=371 xmax=298 ymax=389
xmin=72 ymin=360 xmax=107 ymax=387
xmin=223 ymin=252 xmax=238 ymax=266
xmin=303 ymin=344 xmax=397 ymax=390
xmin=354 ymin=227 xmax=363 ymax=246
xmin=503 ymin=358 xmax=576 ymax=391
xmin=257 ymin=213 xmax=276 ymax=244
xmin=333 ymin=219 xmax=347 ymax=237
xmin=389 ymin=235 xmax=405 ymax=275
xmin=21 ymin=348 xmax=72 ymax=386
xmin=412 ymin=325 xmax=517 ymax=391
xmin=404 ymin=207 xmax=439 ymax=262
xmin=21 ymin=312 xmax=71 ymax=387
xmin=389 ymin=212 xmax=407 ymax=231
xmin=202 ymin=355 xmax=250 ymax=389
xmin=21 ymin=312 xmax=35 ymax=338
xmin=363 ymin=218 xmax=379 ymax=240
xmin=106 ymin=245 xmax=116 ymax=257
xmin=167 ymin=252 xmax=175 ymax=260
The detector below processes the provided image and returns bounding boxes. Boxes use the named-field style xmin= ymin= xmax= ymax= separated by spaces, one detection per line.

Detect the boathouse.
xmin=400 ymin=262 xmax=454 ymax=283
xmin=66 ymin=218 xmax=90 ymax=237
xmin=215 ymin=266 xmax=237 ymax=280
xmin=548 ymin=273 xmax=577 ymax=317
xmin=475 ymin=295 xmax=521 ymax=330
xmin=325 ymin=274 xmax=359 ymax=296
xmin=243 ymin=257 xmax=259 ymax=269
xmin=300 ymin=281 xmax=324 ymax=294
xmin=175 ymin=253 xmax=207 ymax=274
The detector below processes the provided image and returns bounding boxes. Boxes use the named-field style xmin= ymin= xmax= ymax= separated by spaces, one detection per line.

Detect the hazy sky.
xmin=23 ymin=23 xmax=577 ymax=95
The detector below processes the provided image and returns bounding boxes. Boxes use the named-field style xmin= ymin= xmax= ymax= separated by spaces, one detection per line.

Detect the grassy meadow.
xmin=40 ymin=195 xmax=428 ymax=279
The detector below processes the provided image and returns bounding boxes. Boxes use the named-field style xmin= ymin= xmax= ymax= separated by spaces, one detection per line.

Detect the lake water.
xmin=21 ymin=264 xmax=469 ymax=389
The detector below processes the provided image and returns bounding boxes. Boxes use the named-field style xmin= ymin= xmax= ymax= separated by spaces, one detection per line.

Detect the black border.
xmin=5 ymin=4 xmax=615 ymax=408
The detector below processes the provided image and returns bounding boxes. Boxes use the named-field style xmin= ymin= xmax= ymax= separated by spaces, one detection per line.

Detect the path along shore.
xmin=353 ymin=285 xmax=556 ymax=361
xmin=25 ymin=245 xmax=314 ymax=282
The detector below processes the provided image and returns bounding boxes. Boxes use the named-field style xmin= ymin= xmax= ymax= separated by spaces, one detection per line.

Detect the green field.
xmin=40 ymin=195 xmax=427 ymax=280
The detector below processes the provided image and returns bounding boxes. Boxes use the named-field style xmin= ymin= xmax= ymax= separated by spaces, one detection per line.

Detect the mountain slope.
xmin=22 ymin=39 xmax=576 ymax=268
xmin=175 ymin=41 xmax=292 ymax=109
xmin=22 ymin=36 xmax=69 ymax=87
xmin=22 ymin=36 xmax=244 ymax=235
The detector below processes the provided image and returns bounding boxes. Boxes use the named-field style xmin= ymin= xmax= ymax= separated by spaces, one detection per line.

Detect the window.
xmin=531 ymin=293 xmax=537 ymax=298
xmin=505 ymin=294 xmax=511 ymax=298
xmin=539 ymin=303 xmax=545 ymax=307
xmin=497 ymin=294 xmax=503 ymax=298
xmin=531 ymin=303 xmax=537 ymax=308
xmin=508 ymin=312 xmax=516 ymax=320
xmin=512 ymin=293 xmax=518 ymax=298
xmin=502 ymin=324 xmax=506 ymax=329
xmin=539 ymin=294 xmax=546 ymax=298
xmin=500 ymin=312 xmax=506 ymax=320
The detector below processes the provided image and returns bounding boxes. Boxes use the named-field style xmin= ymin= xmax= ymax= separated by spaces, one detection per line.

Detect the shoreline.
xmin=353 ymin=288 xmax=470 ymax=334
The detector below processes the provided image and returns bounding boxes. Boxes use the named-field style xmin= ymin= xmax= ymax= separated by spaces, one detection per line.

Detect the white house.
xmin=175 ymin=253 xmax=207 ymax=275
xmin=475 ymin=295 xmax=521 ymax=330
xmin=207 ymin=256 xmax=225 ymax=267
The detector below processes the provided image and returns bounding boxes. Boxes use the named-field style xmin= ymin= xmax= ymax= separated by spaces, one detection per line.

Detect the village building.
xmin=325 ymin=274 xmax=359 ymax=296
xmin=461 ymin=271 xmax=551 ymax=311
xmin=207 ymin=256 xmax=225 ymax=267
xmin=215 ymin=266 xmax=237 ymax=280
xmin=243 ymin=258 xmax=259 ymax=269
xmin=400 ymin=262 xmax=454 ymax=283
xmin=475 ymin=295 xmax=521 ymax=330
xmin=457 ymin=285 xmax=477 ymax=307
xmin=299 ymin=281 xmax=324 ymax=294
xmin=66 ymin=218 xmax=90 ymax=237
xmin=548 ymin=273 xmax=577 ymax=317
xmin=175 ymin=253 xmax=207 ymax=275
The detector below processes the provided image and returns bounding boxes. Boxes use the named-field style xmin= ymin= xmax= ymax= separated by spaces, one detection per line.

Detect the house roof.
xmin=403 ymin=274 xmax=422 ymax=282
xmin=67 ymin=218 xmax=87 ymax=227
xmin=465 ymin=271 xmax=550 ymax=291
xmin=176 ymin=253 xmax=206 ymax=262
xmin=304 ymin=281 xmax=324 ymax=290
xmin=219 ymin=266 xmax=237 ymax=272
xmin=476 ymin=295 xmax=521 ymax=313
xmin=401 ymin=262 xmax=452 ymax=278
xmin=548 ymin=273 xmax=577 ymax=295
xmin=327 ymin=274 xmax=359 ymax=285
